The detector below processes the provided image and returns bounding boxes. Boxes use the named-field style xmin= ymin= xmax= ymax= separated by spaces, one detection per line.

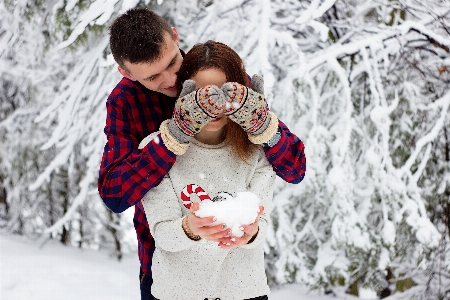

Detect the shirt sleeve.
xmin=98 ymin=93 xmax=176 ymax=213
xmin=263 ymin=119 xmax=306 ymax=184
xmin=141 ymin=176 xmax=200 ymax=252
xmin=241 ymin=149 xmax=276 ymax=250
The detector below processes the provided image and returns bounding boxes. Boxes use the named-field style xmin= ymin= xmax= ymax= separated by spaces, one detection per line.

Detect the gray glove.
xmin=167 ymin=80 xmax=227 ymax=144
xmin=221 ymin=74 xmax=271 ymax=136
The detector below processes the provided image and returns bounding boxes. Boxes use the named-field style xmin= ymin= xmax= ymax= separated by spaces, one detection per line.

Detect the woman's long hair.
xmin=177 ymin=40 xmax=258 ymax=162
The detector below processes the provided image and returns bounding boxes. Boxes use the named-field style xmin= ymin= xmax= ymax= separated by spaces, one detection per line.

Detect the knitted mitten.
xmin=222 ymin=74 xmax=271 ymax=136
xmin=162 ymin=80 xmax=226 ymax=154
xmin=221 ymin=74 xmax=279 ymax=145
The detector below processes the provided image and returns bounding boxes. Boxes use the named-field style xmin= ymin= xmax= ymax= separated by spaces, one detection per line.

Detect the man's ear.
xmin=172 ymin=27 xmax=179 ymax=47
xmin=118 ymin=66 xmax=136 ymax=81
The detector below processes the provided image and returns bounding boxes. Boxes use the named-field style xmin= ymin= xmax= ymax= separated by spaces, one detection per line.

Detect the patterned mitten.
xmin=161 ymin=80 xmax=226 ymax=155
xmin=222 ymin=74 xmax=271 ymax=135
xmin=222 ymin=75 xmax=279 ymax=144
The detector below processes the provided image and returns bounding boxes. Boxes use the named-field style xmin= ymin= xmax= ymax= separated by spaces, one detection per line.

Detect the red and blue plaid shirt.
xmin=98 ymin=77 xmax=306 ymax=276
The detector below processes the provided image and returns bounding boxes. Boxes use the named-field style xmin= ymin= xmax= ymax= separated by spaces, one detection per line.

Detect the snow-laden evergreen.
xmin=1 ymin=0 xmax=449 ymax=298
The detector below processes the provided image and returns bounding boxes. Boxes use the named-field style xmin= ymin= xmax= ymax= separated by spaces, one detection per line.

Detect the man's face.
xmin=118 ymin=28 xmax=183 ymax=97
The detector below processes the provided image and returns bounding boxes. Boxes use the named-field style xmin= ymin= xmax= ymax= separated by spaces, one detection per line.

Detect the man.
xmin=98 ymin=7 xmax=306 ymax=300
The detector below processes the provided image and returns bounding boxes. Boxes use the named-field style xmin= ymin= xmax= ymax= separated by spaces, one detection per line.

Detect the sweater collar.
xmin=190 ymin=138 xmax=226 ymax=149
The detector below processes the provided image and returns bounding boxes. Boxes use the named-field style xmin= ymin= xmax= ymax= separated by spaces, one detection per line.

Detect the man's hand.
xmin=167 ymin=80 xmax=226 ymax=144
xmin=217 ymin=206 xmax=264 ymax=249
xmin=184 ymin=202 xmax=231 ymax=242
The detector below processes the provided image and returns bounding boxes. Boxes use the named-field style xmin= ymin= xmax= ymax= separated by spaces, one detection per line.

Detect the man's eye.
xmin=148 ymin=76 xmax=157 ymax=81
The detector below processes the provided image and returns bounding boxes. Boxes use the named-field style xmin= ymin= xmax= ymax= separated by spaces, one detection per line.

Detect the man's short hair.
xmin=109 ymin=8 xmax=174 ymax=69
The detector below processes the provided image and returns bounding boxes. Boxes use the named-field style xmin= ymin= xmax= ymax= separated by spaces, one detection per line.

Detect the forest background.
xmin=0 ymin=0 xmax=449 ymax=299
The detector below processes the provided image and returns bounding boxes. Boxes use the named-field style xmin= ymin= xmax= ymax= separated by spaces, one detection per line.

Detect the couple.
xmin=98 ymin=7 xmax=306 ymax=300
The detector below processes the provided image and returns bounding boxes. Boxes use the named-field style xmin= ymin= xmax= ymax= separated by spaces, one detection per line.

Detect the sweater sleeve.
xmin=263 ymin=119 xmax=306 ymax=184
xmin=241 ymin=149 xmax=276 ymax=250
xmin=141 ymin=176 xmax=200 ymax=252
xmin=98 ymin=94 xmax=176 ymax=213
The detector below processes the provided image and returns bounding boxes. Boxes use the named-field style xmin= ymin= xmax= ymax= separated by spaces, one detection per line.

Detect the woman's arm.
xmin=141 ymin=177 xmax=199 ymax=252
xmin=142 ymin=176 xmax=231 ymax=251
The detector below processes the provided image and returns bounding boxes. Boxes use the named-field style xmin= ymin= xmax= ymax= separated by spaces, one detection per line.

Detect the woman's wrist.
xmin=182 ymin=216 xmax=201 ymax=241
xmin=247 ymin=227 xmax=259 ymax=244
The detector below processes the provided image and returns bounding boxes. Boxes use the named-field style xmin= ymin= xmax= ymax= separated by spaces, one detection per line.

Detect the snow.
xmin=194 ymin=191 xmax=261 ymax=237
xmin=2 ymin=0 xmax=449 ymax=298
xmin=1 ymin=234 xmax=140 ymax=300
xmin=58 ymin=0 xmax=120 ymax=49
xmin=0 ymin=233 xmax=354 ymax=300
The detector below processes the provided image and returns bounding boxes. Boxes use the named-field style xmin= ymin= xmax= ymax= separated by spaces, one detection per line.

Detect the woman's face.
xmin=191 ymin=68 xmax=228 ymax=132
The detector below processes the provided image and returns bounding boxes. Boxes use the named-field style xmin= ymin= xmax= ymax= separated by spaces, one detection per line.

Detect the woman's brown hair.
xmin=177 ymin=40 xmax=258 ymax=162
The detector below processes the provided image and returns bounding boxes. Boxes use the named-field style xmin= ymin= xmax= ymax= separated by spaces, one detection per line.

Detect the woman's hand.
xmin=183 ymin=202 xmax=231 ymax=242
xmin=217 ymin=206 xmax=264 ymax=249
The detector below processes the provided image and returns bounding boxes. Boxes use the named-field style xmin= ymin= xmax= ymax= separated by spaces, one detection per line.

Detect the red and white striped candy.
xmin=181 ymin=184 xmax=211 ymax=209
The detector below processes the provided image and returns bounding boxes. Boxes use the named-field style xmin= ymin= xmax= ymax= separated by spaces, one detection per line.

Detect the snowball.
xmin=194 ymin=192 xmax=261 ymax=237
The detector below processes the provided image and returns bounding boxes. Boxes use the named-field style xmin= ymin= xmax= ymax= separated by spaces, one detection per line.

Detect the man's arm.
xmin=222 ymin=76 xmax=306 ymax=184
xmin=98 ymin=95 xmax=175 ymax=213
xmin=262 ymin=120 xmax=306 ymax=184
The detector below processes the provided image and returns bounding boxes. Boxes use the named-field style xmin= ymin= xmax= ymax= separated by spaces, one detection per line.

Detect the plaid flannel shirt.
xmin=98 ymin=77 xmax=306 ymax=276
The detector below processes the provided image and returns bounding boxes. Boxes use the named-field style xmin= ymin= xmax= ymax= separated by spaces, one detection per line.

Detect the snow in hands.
xmin=194 ymin=191 xmax=261 ymax=238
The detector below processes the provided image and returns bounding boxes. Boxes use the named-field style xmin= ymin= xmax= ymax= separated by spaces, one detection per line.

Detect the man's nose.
xmin=162 ymin=71 xmax=177 ymax=87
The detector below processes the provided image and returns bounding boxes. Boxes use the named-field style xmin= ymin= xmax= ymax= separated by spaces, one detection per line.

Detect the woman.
xmin=141 ymin=41 xmax=276 ymax=300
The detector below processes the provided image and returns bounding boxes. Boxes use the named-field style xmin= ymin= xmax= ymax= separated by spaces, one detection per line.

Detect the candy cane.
xmin=181 ymin=184 xmax=211 ymax=209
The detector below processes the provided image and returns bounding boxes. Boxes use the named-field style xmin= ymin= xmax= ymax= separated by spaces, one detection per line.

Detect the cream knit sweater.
xmin=141 ymin=136 xmax=275 ymax=300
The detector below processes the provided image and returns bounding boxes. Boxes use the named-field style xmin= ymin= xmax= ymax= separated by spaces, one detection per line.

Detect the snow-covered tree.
xmin=252 ymin=1 xmax=448 ymax=298
xmin=0 ymin=0 xmax=72 ymax=235
xmin=0 ymin=0 xmax=133 ymax=255
xmin=1 ymin=0 xmax=449 ymax=298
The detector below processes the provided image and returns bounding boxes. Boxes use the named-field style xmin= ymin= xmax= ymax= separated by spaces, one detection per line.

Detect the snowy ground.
xmin=1 ymin=233 xmax=360 ymax=300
